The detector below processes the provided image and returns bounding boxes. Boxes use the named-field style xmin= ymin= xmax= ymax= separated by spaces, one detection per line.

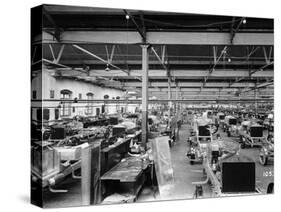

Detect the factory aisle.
xmin=138 ymin=124 xmax=211 ymax=202
xmin=169 ymin=124 xmax=211 ymax=200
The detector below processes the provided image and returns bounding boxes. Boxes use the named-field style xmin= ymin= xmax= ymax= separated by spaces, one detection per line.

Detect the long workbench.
xmin=100 ymin=131 xmax=141 ymax=175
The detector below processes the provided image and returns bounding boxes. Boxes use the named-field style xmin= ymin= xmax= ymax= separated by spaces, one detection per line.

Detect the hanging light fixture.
xmin=105 ymin=64 xmax=110 ymax=72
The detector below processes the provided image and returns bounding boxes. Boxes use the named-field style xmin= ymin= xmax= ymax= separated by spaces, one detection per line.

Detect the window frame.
xmin=60 ymin=89 xmax=72 ymax=117
xmin=85 ymin=92 xmax=94 ymax=115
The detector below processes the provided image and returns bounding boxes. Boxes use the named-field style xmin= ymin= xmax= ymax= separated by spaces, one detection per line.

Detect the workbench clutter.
xmin=31 ymin=3 xmax=274 ymax=209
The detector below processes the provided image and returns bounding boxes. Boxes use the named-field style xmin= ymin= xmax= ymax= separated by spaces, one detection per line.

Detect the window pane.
xmin=43 ymin=109 xmax=50 ymax=120
xmin=32 ymin=90 xmax=37 ymax=99
xmin=55 ymin=108 xmax=59 ymax=120
xmin=50 ymin=90 xmax=55 ymax=98
xmin=37 ymin=108 xmax=42 ymax=121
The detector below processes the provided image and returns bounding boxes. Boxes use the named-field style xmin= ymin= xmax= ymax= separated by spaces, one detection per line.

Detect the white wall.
xmin=31 ymin=69 xmax=124 ymax=122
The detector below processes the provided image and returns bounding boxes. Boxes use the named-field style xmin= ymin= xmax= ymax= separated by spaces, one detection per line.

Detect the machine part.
xmin=193 ymin=185 xmax=203 ymax=198
xmin=48 ymin=176 xmax=68 ymax=193
xmin=187 ymin=145 xmax=202 ymax=165
xmin=192 ymin=177 xmax=208 ymax=198
xmin=190 ymin=154 xmax=195 ymax=165
xmin=71 ymin=165 xmax=82 ymax=179
xmin=49 ymin=185 xmax=68 ymax=193
xmin=259 ymin=148 xmax=268 ymax=165
xmin=240 ymin=136 xmax=246 ymax=149
xmin=259 ymin=141 xmax=274 ymax=166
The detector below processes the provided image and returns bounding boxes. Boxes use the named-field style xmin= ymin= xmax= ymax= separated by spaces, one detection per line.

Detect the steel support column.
xmin=168 ymin=77 xmax=172 ymax=121
xmin=175 ymin=82 xmax=178 ymax=114
xmin=141 ymin=44 xmax=149 ymax=150
xmin=255 ymin=84 xmax=258 ymax=114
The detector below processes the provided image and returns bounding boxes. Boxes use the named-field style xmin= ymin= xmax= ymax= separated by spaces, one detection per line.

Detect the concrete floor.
xmin=42 ymin=124 xmax=274 ymax=207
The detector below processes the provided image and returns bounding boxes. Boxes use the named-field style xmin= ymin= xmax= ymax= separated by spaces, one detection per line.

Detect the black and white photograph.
xmin=30 ymin=3 xmax=274 ymax=208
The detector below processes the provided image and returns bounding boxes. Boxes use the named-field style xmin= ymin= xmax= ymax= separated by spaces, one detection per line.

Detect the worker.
xmin=176 ymin=118 xmax=182 ymax=140
xmin=210 ymin=136 xmax=220 ymax=164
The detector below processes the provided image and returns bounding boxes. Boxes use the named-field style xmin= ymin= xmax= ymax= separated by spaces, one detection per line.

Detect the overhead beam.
xmin=55 ymin=68 xmax=273 ymax=81
xmin=59 ymin=59 xmax=270 ymax=66
xmin=84 ymin=69 xmax=274 ymax=78
xmin=148 ymin=87 xmax=272 ymax=93
xmin=123 ymin=81 xmax=268 ymax=88
xmin=40 ymin=31 xmax=274 ymax=45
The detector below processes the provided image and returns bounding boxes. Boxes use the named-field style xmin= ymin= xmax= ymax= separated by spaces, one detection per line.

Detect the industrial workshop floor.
xmin=42 ymin=124 xmax=273 ymax=207
xmin=137 ymin=124 xmax=274 ymax=202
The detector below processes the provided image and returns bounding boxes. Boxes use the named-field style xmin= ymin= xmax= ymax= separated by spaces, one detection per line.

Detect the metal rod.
xmin=151 ymin=46 xmax=168 ymax=70
xmin=73 ymin=44 xmax=129 ymax=74
xmin=42 ymin=58 xmax=70 ymax=68
xmin=55 ymin=44 xmax=65 ymax=63
xmin=124 ymin=10 xmax=146 ymax=42
xmin=251 ymin=61 xmax=274 ymax=75
xmin=49 ymin=44 xmax=56 ymax=61
xmin=210 ymin=46 xmax=227 ymax=73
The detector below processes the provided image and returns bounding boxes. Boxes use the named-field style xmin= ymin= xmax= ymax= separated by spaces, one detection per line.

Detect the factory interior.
xmin=31 ymin=5 xmax=274 ymax=207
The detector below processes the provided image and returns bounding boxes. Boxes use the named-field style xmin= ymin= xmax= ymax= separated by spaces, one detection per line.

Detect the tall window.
xmin=60 ymin=89 xmax=72 ymax=117
xmin=54 ymin=108 xmax=59 ymax=120
xmin=86 ymin=93 xmax=94 ymax=115
xmin=103 ymin=94 xmax=109 ymax=114
xmin=32 ymin=90 xmax=37 ymax=99
xmin=50 ymin=90 xmax=55 ymax=99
